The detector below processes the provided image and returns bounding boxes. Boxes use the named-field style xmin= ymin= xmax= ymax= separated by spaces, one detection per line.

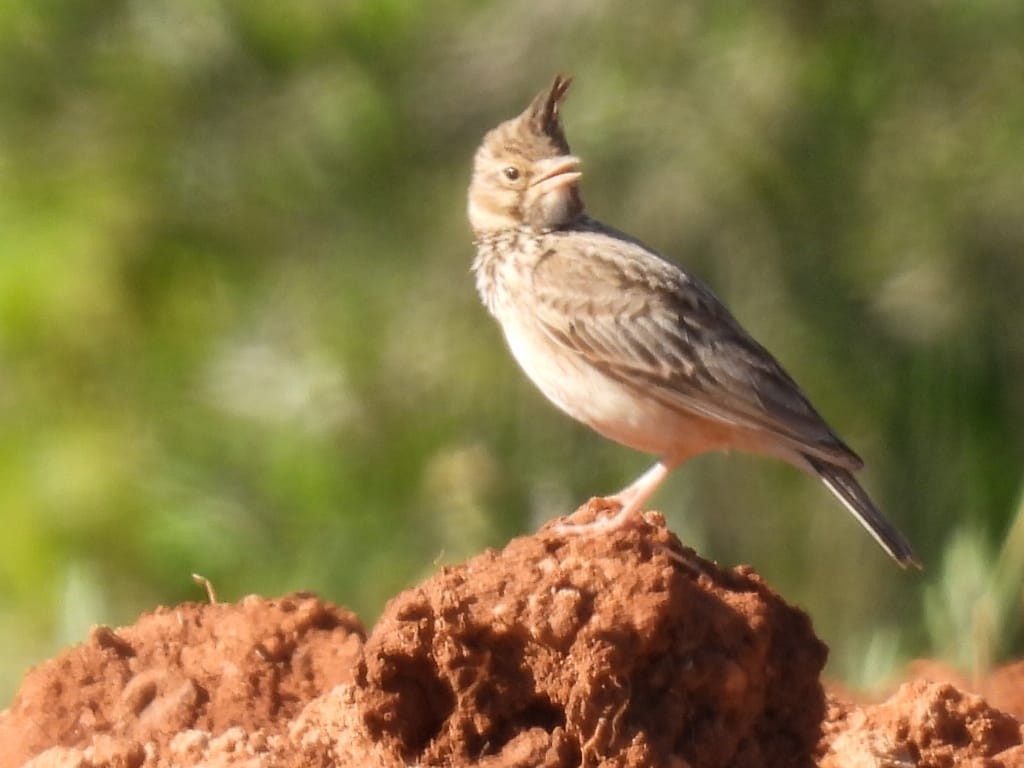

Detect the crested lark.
xmin=468 ymin=75 xmax=919 ymax=568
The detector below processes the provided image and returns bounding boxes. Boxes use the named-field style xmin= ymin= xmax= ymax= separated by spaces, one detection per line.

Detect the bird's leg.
xmin=554 ymin=458 xmax=679 ymax=535
xmin=609 ymin=459 xmax=676 ymax=513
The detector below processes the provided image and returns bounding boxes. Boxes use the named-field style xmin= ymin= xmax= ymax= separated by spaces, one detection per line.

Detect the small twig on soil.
xmin=192 ymin=573 xmax=218 ymax=604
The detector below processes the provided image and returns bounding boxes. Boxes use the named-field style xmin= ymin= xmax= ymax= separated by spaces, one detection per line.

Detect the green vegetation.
xmin=1 ymin=1 xmax=1022 ymax=697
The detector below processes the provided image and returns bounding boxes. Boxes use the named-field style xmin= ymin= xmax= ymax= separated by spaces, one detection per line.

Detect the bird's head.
xmin=468 ymin=75 xmax=584 ymax=235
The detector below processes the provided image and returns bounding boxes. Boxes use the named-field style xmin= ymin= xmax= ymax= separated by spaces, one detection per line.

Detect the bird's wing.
xmin=528 ymin=228 xmax=863 ymax=469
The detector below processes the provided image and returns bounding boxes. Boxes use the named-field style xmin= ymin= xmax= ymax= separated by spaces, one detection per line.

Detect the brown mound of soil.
xmin=0 ymin=593 xmax=365 ymax=768
xmin=821 ymin=682 xmax=1024 ymax=767
xmin=905 ymin=659 xmax=1024 ymax=725
xmin=360 ymin=502 xmax=827 ymax=766
xmin=1 ymin=500 xmax=1021 ymax=767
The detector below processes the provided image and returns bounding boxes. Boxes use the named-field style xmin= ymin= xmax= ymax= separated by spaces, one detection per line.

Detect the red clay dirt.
xmin=1 ymin=499 xmax=1022 ymax=767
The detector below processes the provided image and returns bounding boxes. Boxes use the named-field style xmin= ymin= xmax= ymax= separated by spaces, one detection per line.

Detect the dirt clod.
xmin=820 ymin=681 xmax=1024 ymax=767
xmin=0 ymin=593 xmax=364 ymax=768
xmin=361 ymin=501 xmax=827 ymax=767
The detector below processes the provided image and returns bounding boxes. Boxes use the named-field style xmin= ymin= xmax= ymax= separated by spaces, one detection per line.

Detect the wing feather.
xmin=528 ymin=226 xmax=863 ymax=469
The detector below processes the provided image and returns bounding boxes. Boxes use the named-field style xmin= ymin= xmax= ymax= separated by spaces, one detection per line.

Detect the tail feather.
xmin=804 ymin=455 xmax=921 ymax=569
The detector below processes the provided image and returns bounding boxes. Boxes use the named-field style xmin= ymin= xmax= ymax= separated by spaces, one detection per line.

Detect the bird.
xmin=467 ymin=75 xmax=920 ymax=568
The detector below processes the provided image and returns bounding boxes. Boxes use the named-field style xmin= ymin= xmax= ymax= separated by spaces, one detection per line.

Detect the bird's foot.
xmin=550 ymin=495 xmax=647 ymax=536
xmin=550 ymin=460 xmax=676 ymax=536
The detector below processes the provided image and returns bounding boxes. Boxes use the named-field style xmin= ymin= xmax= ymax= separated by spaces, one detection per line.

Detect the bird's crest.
xmin=518 ymin=74 xmax=573 ymax=154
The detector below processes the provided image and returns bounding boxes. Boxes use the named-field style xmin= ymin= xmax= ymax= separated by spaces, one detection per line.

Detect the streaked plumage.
xmin=468 ymin=75 xmax=919 ymax=568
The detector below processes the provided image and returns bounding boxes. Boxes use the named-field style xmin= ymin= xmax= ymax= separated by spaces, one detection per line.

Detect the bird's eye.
xmin=501 ymin=166 xmax=521 ymax=182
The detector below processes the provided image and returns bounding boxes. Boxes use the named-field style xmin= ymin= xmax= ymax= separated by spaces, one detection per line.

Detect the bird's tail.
xmin=804 ymin=455 xmax=921 ymax=569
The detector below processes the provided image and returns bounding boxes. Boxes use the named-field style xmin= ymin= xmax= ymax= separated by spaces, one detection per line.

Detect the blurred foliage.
xmin=1 ymin=0 xmax=1023 ymax=698
xmin=923 ymin=486 xmax=1024 ymax=679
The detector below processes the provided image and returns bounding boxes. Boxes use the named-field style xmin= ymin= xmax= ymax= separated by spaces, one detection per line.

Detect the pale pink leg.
xmin=554 ymin=458 xmax=680 ymax=534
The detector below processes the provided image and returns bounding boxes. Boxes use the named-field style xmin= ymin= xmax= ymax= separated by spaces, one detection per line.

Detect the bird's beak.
xmin=530 ymin=155 xmax=582 ymax=195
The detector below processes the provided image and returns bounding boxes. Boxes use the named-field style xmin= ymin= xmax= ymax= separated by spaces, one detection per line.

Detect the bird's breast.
xmin=472 ymin=231 xmax=542 ymax=316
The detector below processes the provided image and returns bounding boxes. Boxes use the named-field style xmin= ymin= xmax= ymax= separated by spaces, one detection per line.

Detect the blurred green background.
xmin=2 ymin=0 xmax=1023 ymax=701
